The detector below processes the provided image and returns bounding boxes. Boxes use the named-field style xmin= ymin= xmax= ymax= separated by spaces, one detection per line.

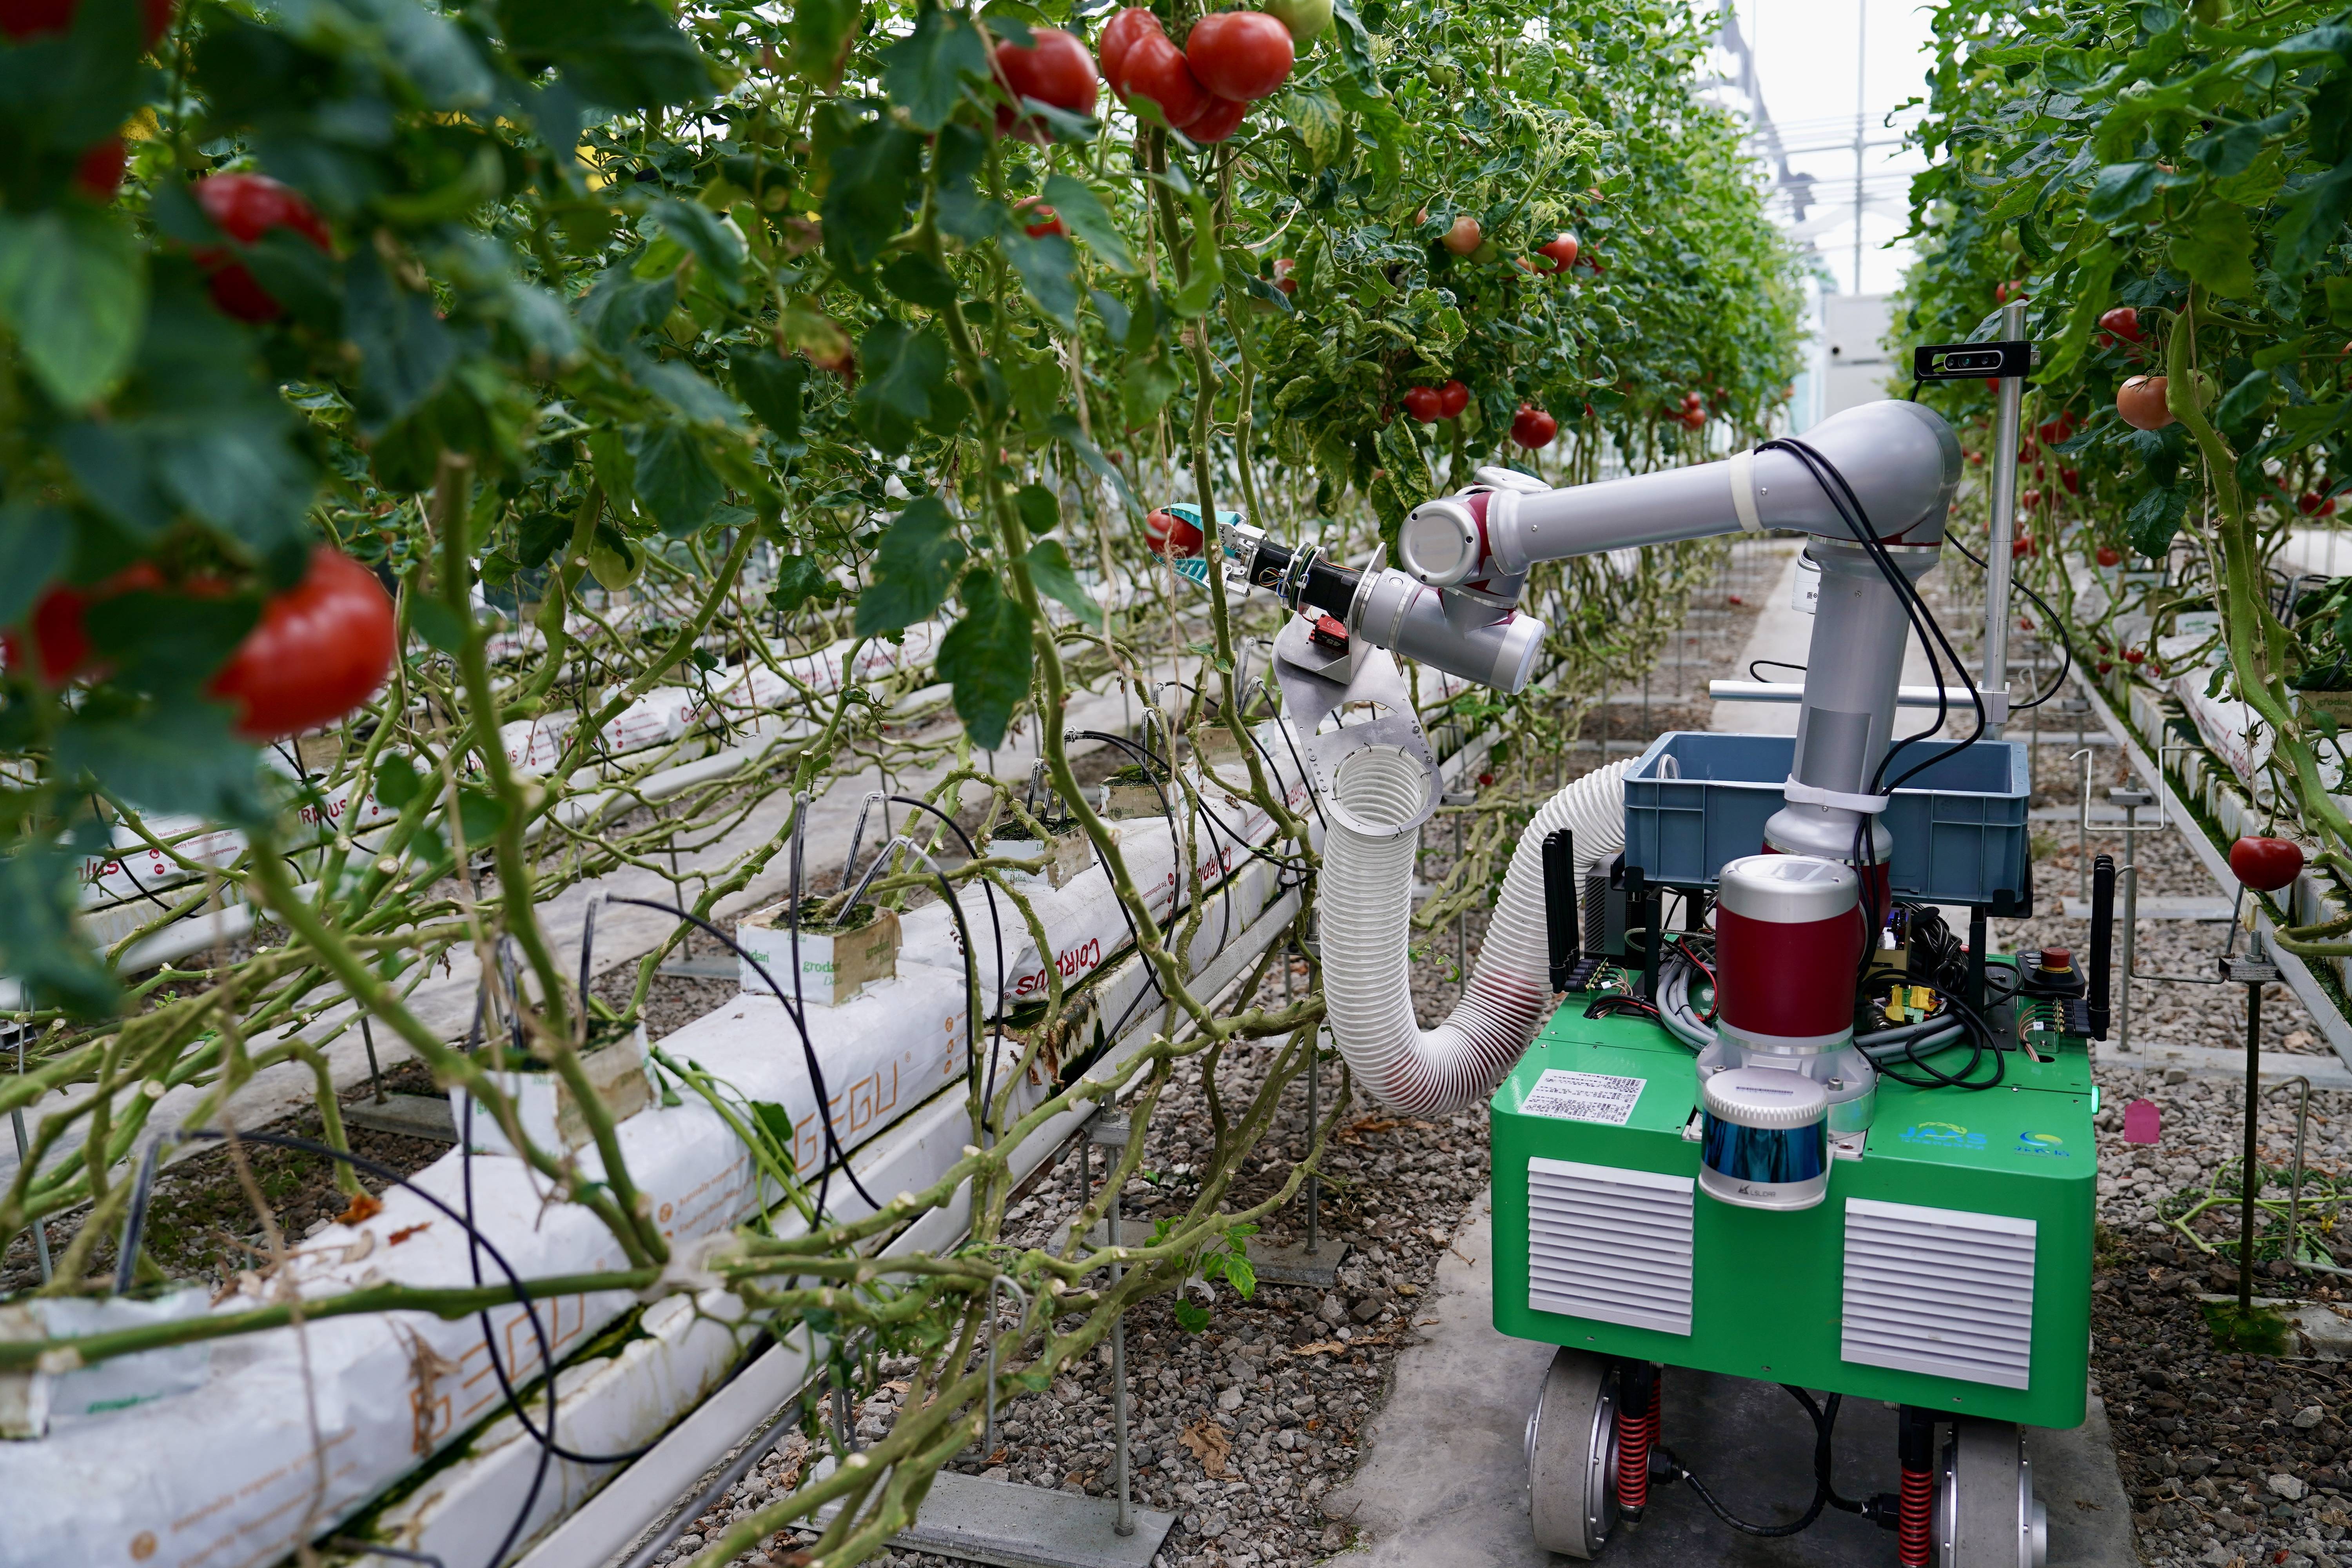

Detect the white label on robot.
xmin=1520 ymin=1069 xmax=1644 ymax=1126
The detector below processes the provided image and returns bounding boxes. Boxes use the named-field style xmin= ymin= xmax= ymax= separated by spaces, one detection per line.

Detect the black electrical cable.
xmin=1759 ymin=437 xmax=1988 ymax=798
xmin=1657 ymin=1384 xmax=1849 ymax=1537
xmin=1941 ymin=533 xmax=2076 ymax=711
xmin=604 ymin=895 xmax=883 ymax=1214
xmin=1747 ymin=657 xmax=1807 ymax=682
xmin=877 ymin=794 xmax=1006 ymax=1136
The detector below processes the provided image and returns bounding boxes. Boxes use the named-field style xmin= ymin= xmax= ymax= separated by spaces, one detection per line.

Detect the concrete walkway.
xmin=1323 ymin=1190 xmax=2139 ymax=1568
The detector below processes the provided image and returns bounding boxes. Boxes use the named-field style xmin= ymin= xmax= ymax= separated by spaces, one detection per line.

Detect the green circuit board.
xmin=1489 ymin=971 xmax=2096 ymax=1430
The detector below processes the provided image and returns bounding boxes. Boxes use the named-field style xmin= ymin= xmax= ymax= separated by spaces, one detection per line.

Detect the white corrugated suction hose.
xmin=1318 ymin=750 xmax=1633 ymax=1114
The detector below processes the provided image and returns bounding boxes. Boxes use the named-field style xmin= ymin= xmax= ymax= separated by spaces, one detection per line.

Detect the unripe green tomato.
xmin=586 ymin=537 xmax=644 ymax=591
xmin=1261 ymin=0 xmax=1332 ymax=42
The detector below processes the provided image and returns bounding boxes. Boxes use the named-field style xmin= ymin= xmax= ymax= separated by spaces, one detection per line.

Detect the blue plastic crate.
xmin=1621 ymin=731 xmax=2031 ymax=907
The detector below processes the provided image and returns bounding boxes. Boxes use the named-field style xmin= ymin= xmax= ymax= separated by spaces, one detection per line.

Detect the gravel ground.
xmin=637 ymin=551 xmax=1782 ymax=1568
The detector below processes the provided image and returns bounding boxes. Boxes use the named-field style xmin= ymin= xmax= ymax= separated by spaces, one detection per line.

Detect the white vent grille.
xmin=1526 ymin=1156 xmax=1695 ymax=1336
xmin=1840 ymin=1197 xmax=2036 ymax=1390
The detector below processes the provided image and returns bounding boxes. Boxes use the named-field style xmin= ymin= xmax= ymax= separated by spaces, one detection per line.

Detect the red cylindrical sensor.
xmin=1714 ymin=854 xmax=1862 ymax=1051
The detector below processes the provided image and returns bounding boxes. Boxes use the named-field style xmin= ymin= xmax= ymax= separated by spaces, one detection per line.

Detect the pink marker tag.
xmin=2123 ymin=1098 xmax=2161 ymax=1145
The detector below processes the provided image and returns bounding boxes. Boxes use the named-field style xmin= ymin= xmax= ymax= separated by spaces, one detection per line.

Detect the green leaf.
xmin=852 ymin=321 xmax=954 ymax=450
xmin=2275 ymin=162 xmax=2352 ymax=280
xmin=933 ymin=124 xmax=1002 ymax=245
xmin=0 ymin=846 xmax=117 ymax=1017
xmin=1328 ymin=0 xmax=1380 ymax=94
xmin=880 ymin=252 xmax=961 ymax=310
xmin=498 ymin=0 xmax=710 ymax=107
xmin=1172 ymin=1300 xmax=1210 ymax=1333
xmin=628 ymin=422 xmax=724 ymax=537
xmin=1285 ymin=85 xmax=1347 ymax=170
xmin=880 ymin=5 xmax=990 ymax=132
xmin=649 ymin=199 xmax=746 ymax=297
xmin=730 ymin=350 xmax=807 ymax=445
xmin=766 ymin=555 xmax=842 ymax=617
xmin=1048 ymin=414 xmax=1143 ymax=519
xmin=346 ymin=250 xmax=458 ymax=435
xmin=409 ymin=596 xmax=470 ymax=653
xmin=822 ymin=119 xmax=926 ymax=272
xmin=747 ymin=1100 xmax=799 ymax=1157
xmin=1025 ymin=539 xmax=1103 ymax=627
xmin=57 ymin=703 xmax=262 ymax=824
xmin=2168 ymin=203 xmax=2257 ymax=298
xmin=1013 ymin=482 xmax=1058 ymax=538
xmin=855 ymin=497 xmax=968 ymax=635
xmin=1123 ymin=346 xmax=1182 ymax=426
xmin=0 ymin=206 xmax=145 ymax=409
xmin=1042 ymin=174 xmax=1138 ymax=274
xmin=2085 ymin=162 xmax=2162 ymax=225
xmin=0 ymin=503 xmax=69 ymax=627
xmin=374 ymin=752 xmax=422 ymax=809
xmin=454 ymin=784 xmax=508 ymax=845
xmin=938 ymin=570 xmax=1033 ymax=749
xmin=1002 ymin=230 xmax=1080 ymax=328
xmin=2127 ymin=483 xmax=2190 ymax=559
xmin=788 ymin=0 xmax=860 ymax=85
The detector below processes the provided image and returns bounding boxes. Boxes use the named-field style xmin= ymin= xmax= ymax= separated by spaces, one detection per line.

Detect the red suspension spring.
xmin=1615 ymin=1370 xmax=1660 ymax=1514
xmin=1897 ymin=1465 xmax=1933 ymax=1568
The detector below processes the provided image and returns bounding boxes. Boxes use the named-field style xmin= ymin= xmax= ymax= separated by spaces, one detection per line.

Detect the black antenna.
xmin=1543 ymin=829 xmax=1579 ymax=992
xmin=2087 ymin=853 xmax=2116 ymax=1038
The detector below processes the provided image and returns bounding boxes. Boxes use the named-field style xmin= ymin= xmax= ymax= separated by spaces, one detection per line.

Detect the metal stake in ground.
xmin=2111 ymin=784 xmax=2155 ymax=1053
xmin=2223 ymin=946 xmax=2281 ymax=1314
xmin=1089 ymin=1113 xmax=1136 ymax=1537
xmin=10 ymin=1027 xmax=52 ymax=1283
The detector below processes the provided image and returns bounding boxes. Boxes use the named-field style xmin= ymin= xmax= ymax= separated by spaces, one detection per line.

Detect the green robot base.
xmin=1496 ymin=963 xmax=2092 ymax=1566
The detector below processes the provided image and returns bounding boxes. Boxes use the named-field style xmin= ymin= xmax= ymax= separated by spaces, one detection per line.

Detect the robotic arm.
xmin=1213 ymin=398 xmax=1965 ymax=858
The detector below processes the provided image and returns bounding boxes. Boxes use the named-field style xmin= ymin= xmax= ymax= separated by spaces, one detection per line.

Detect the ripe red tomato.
xmin=1995 ymin=280 xmax=2027 ymax=303
xmin=993 ymin=27 xmax=1098 ymax=138
xmin=2300 ymin=492 xmax=2337 ymax=517
xmin=1099 ymin=6 xmax=1160 ymax=84
xmin=192 ymin=173 xmax=332 ymax=323
xmin=4 ymin=563 xmax=166 ymax=685
xmin=1144 ymin=508 xmax=1203 ymax=559
xmin=1401 ymin=385 xmax=1444 ymax=423
xmin=1017 ymin=199 xmax=1065 ymax=238
xmin=1112 ymin=30 xmax=1212 ymax=129
xmin=2095 ymin=545 xmax=2122 ymax=567
xmin=1441 ymin=215 xmax=1482 ymax=256
xmin=1436 ymin=379 xmax=1470 ymax=419
xmin=2116 ymin=375 xmax=2173 ymax=432
xmin=0 ymin=0 xmax=172 ymax=47
xmin=2096 ymin=661 xmax=2112 ymax=674
xmin=1511 ymin=404 xmax=1557 ymax=449
xmin=2011 ymin=536 xmax=2034 ymax=558
xmin=1271 ymin=256 xmax=1297 ymax=296
xmin=1183 ymin=93 xmax=1248 ymax=142
xmin=2098 ymin=306 xmax=2142 ymax=344
xmin=1534 ymin=232 xmax=1579 ymax=274
xmin=2229 ymin=836 xmax=2305 ymax=893
xmin=208 ymin=548 xmax=396 ymax=740
xmin=2021 ymin=488 xmax=2042 ymax=510
xmin=1476 ymin=771 xmax=1495 ymax=788
xmin=73 ymin=136 xmax=126 ymax=200
xmin=2060 ymin=466 xmax=2081 ymax=495
xmin=2123 ymin=648 xmax=2145 ymax=664
xmin=1965 ymin=448 xmax=1981 ymax=465
xmin=1677 ymin=408 xmax=1705 ymax=432
xmin=1184 ymin=10 xmax=1292 ymax=101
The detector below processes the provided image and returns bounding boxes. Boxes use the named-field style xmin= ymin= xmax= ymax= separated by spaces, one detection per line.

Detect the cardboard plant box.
xmin=1096 ymin=766 xmax=1172 ymax=820
xmin=454 ymin=1020 xmax=657 ymax=1156
xmin=735 ymin=900 xmax=900 ymax=1006
xmin=2299 ymin=688 xmax=2352 ymax=727
xmin=992 ymin=822 xmax=1100 ymax=889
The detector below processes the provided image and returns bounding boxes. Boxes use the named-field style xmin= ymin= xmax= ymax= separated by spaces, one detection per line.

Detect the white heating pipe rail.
xmin=1317 ymin=754 xmax=1634 ymax=1114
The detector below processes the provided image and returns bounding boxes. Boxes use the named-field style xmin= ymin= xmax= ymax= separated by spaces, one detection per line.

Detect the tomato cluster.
xmin=1098 ymin=7 xmax=1295 ymax=143
xmin=5 ymin=549 xmax=396 ymax=740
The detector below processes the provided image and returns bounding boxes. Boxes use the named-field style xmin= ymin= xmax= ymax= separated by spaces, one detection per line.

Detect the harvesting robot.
xmin=1169 ymin=396 xmax=2107 ymax=1566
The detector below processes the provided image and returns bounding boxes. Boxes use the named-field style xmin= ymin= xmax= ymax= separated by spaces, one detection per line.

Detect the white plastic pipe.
xmin=1319 ymin=752 xmax=1634 ymax=1114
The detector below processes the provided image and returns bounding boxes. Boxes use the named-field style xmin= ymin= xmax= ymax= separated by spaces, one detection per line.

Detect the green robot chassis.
xmin=1494 ymin=980 xmax=2095 ymax=1425
xmin=1493 ymin=961 xmax=2096 ymax=1562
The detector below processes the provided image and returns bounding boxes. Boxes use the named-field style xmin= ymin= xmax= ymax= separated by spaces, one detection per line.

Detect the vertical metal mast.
xmin=1982 ymin=298 xmax=2027 ymax=737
